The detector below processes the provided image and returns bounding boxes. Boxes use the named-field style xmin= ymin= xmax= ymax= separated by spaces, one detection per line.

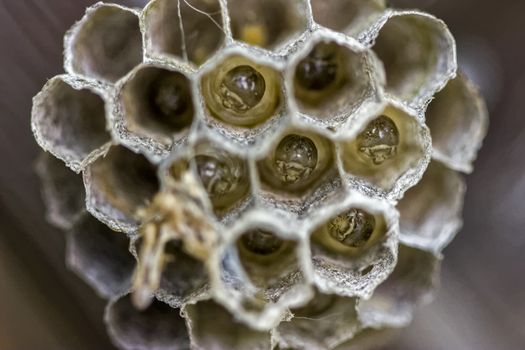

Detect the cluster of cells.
xmin=32 ymin=0 xmax=487 ymax=349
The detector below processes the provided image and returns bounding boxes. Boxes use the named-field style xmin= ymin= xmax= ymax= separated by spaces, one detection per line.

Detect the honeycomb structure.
xmin=32 ymin=1 xmax=488 ymax=349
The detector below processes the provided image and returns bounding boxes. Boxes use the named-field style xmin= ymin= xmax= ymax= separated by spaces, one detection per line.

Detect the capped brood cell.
xmin=65 ymin=3 xmax=143 ymax=83
xmin=32 ymin=75 xmax=112 ymax=173
xmin=114 ymin=63 xmax=196 ymax=157
xmin=84 ymin=145 xmax=160 ymax=234
xmin=142 ymin=0 xmax=225 ymax=66
xmin=227 ymin=0 xmax=308 ymax=50
xmin=426 ymin=74 xmax=489 ymax=173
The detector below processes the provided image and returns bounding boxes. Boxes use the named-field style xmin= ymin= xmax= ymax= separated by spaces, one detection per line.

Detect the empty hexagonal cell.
xmin=211 ymin=217 xmax=311 ymax=330
xmin=115 ymin=64 xmax=195 ymax=157
xmin=184 ymin=298 xmax=272 ymax=350
xmin=338 ymin=102 xmax=431 ymax=199
xmin=32 ymin=76 xmax=112 ymax=172
xmin=105 ymin=294 xmax=190 ymax=350
xmin=426 ymin=74 xmax=489 ymax=173
xmin=227 ymin=0 xmax=308 ymax=49
xmin=372 ymin=11 xmax=456 ymax=108
xmin=142 ymin=0 xmax=225 ymax=66
xmin=357 ymin=244 xmax=440 ymax=328
xmin=154 ymin=241 xmax=209 ymax=307
xmin=310 ymin=0 xmax=386 ymax=37
xmin=257 ymin=129 xmax=339 ymax=210
xmin=308 ymin=194 xmax=398 ymax=298
xmin=289 ymin=35 xmax=384 ymax=130
xmin=65 ymin=3 xmax=142 ymax=83
xmin=277 ymin=290 xmax=359 ymax=350
xmin=36 ymin=152 xmax=86 ymax=230
xmin=162 ymin=138 xmax=252 ymax=219
xmin=397 ymin=161 xmax=465 ymax=253
xmin=67 ymin=215 xmax=134 ymax=299
xmin=84 ymin=145 xmax=160 ymax=234
xmin=200 ymin=51 xmax=284 ymax=135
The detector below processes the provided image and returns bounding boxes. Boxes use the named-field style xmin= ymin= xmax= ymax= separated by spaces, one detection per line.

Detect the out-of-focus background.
xmin=0 ymin=0 xmax=523 ymax=349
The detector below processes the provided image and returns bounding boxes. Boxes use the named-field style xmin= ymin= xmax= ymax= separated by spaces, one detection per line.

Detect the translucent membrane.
xmin=201 ymin=55 xmax=281 ymax=127
xmin=106 ymin=295 xmax=190 ymax=350
xmin=258 ymin=131 xmax=334 ymax=196
xmin=32 ymin=77 xmax=111 ymax=172
xmin=143 ymin=0 xmax=224 ymax=65
xmin=67 ymin=4 xmax=142 ymax=83
xmin=339 ymin=105 xmax=429 ymax=195
xmin=227 ymin=0 xmax=307 ymax=49
xmin=67 ymin=215 xmax=134 ymax=299
xmin=85 ymin=146 xmax=160 ymax=233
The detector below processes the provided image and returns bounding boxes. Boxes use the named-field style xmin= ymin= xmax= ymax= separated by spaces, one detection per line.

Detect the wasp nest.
xmin=32 ymin=1 xmax=488 ymax=349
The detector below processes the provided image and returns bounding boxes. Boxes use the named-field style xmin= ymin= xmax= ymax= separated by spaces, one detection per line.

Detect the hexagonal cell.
xmin=211 ymin=215 xmax=311 ymax=330
xmin=162 ymin=137 xmax=253 ymax=219
xmin=115 ymin=63 xmax=195 ymax=157
xmin=338 ymin=102 xmax=431 ymax=199
xmin=84 ymin=145 xmax=160 ymax=234
xmin=200 ymin=51 xmax=284 ymax=135
xmin=426 ymin=74 xmax=489 ymax=173
xmin=227 ymin=0 xmax=308 ymax=50
xmin=65 ymin=3 xmax=143 ymax=83
xmin=142 ymin=0 xmax=225 ymax=66
xmin=36 ymin=152 xmax=86 ymax=230
xmin=276 ymin=290 xmax=359 ymax=350
xmin=307 ymin=194 xmax=398 ymax=298
xmin=105 ymin=294 xmax=190 ymax=350
xmin=66 ymin=215 xmax=134 ymax=299
xmin=397 ymin=161 xmax=465 ymax=253
xmin=357 ymin=245 xmax=440 ymax=328
xmin=154 ymin=241 xmax=209 ymax=307
xmin=333 ymin=328 xmax=400 ymax=350
xmin=289 ymin=34 xmax=385 ymax=131
xmin=310 ymin=0 xmax=386 ymax=37
xmin=184 ymin=298 xmax=272 ymax=350
xmin=32 ymin=75 xmax=112 ymax=173
xmin=256 ymin=128 xmax=341 ymax=215
xmin=372 ymin=11 xmax=456 ymax=108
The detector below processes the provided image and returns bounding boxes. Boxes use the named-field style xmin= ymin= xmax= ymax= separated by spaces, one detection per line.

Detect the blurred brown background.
xmin=0 ymin=0 xmax=523 ymax=349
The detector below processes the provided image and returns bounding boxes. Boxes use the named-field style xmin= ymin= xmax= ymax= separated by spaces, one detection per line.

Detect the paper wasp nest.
xmin=32 ymin=1 xmax=488 ymax=349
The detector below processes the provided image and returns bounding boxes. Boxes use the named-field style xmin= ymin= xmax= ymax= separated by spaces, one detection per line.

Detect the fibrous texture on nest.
xmin=32 ymin=1 xmax=488 ymax=349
